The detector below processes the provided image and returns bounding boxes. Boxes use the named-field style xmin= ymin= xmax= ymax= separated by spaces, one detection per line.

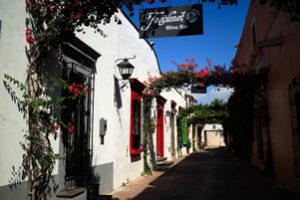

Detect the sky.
xmin=123 ymin=0 xmax=250 ymax=104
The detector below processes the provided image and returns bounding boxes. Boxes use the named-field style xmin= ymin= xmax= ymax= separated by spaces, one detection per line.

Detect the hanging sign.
xmin=191 ymin=84 xmax=206 ymax=94
xmin=139 ymin=4 xmax=203 ymax=39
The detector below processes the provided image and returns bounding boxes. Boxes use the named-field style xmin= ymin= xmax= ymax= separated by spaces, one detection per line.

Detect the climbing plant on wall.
xmin=144 ymin=48 xmax=268 ymax=159
xmin=4 ymin=1 xmax=153 ymax=200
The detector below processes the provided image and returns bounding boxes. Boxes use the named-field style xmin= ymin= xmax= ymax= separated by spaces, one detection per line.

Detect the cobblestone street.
xmin=112 ymin=148 xmax=300 ymax=200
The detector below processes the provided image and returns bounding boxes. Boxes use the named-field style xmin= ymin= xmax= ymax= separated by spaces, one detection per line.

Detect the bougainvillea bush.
xmin=145 ymin=55 xmax=267 ymax=94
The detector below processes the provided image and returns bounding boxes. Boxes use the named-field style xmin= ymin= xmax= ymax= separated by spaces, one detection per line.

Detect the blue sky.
xmin=124 ymin=0 xmax=250 ymax=104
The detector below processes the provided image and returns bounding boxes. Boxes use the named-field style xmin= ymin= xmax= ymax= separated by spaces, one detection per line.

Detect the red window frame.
xmin=129 ymin=79 xmax=146 ymax=156
xmin=156 ymin=95 xmax=166 ymax=158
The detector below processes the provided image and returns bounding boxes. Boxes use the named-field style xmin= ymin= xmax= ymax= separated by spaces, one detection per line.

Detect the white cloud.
xmin=194 ymin=86 xmax=234 ymax=104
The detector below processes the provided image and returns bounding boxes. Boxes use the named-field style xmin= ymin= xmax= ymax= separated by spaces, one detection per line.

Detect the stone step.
xmin=157 ymin=160 xmax=174 ymax=166
xmin=56 ymin=188 xmax=86 ymax=200
xmin=155 ymin=160 xmax=174 ymax=171
xmin=56 ymin=184 xmax=103 ymax=200
xmin=156 ymin=157 xmax=167 ymax=162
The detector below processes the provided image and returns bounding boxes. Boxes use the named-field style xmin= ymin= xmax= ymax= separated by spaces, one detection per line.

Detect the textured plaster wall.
xmin=76 ymin=11 xmax=161 ymax=190
xmin=0 ymin=0 xmax=65 ymax=196
xmin=160 ymin=89 xmax=188 ymax=159
xmin=234 ymin=1 xmax=300 ymax=190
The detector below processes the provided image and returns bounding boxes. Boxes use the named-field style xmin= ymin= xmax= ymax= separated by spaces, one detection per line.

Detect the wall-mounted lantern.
xmin=115 ymin=55 xmax=136 ymax=80
xmin=115 ymin=55 xmax=136 ymax=89
xmin=166 ymin=108 xmax=177 ymax=117
xmin=117 ymin=59 xmax=135 ymax=80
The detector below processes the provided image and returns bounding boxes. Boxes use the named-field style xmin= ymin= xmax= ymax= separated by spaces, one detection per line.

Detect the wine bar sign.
xmin=139 ymin=4 xmax=203 ymax=39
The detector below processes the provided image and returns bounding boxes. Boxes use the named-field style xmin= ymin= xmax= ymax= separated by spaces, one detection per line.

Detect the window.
xmin=132 ymin=99 xmax=141 ymax=149
xmin=129 ymin=79 xmax=146 ymax=156
xmin=289 ymin=79 xmax=300 ymax=177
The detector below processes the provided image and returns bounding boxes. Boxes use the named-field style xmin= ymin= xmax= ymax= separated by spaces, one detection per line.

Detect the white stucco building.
xmin=0 ymin=1 xmax=194 ymax=199
xmin=201 ymin=124 xmax=225 ymax=148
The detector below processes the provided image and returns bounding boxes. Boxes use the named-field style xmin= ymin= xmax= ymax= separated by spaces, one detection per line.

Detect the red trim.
xmin=129 ymin=79 xmax=145 ymax=156
xmin=130 ymin=78 xmax=146 ymax=93
xmin=156 ymin=94 xmax=167 ymax=105
xmin=130 ymin=148 xmax=144 ymax=156
xmin=156 ymin=98 xmax=165 ymax=158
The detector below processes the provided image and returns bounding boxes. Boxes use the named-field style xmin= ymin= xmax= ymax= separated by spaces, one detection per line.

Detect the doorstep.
xmin=56 ymin=187 xmax=86 ymax=199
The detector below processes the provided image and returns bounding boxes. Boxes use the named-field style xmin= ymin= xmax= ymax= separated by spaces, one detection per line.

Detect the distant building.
xmin=201 ymin=124 xmax=225 ymax=148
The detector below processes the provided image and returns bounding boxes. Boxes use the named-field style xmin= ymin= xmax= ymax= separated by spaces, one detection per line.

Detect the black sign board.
xmin=191 ymin=84 xmax=206 ymax=94
xmin=139 ymin=4 xmax=203 ymax=39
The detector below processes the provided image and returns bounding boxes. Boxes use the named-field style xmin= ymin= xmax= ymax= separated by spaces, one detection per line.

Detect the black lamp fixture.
xmin=166 ymin=108 xmax=177 ymax=117
xmin=115 ymin=55 xmax=136 ymax=80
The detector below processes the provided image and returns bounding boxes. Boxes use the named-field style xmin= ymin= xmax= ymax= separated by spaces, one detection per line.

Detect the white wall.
xmin=0 ymin=0 xmax=61 ymax=195
xmin=0 ymin=2 xmax=164 ymax=194
xmin=0 ymin=2 xmax=192 ymax=195
xmin=76 ymin=11 xmax=161 ymax=190
xmin=201 ymin=124 xmax=224 ymax=147
xmin=160 ymin=88 xmax=187 ymax=160
xmin=0 ymin=0 xmax=28 ymax=188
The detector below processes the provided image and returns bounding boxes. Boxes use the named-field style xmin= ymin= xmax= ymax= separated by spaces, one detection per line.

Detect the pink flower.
xmin=77 ymin=83 xmax=84 ymax=89
xmin=179 ymin=64 xmax=186 ymax=68
xmin=198 ymin=82 xmax=205 ymax=87
xmin=25 ymin=28 xmax=32 ymax=35
xmin=166 ymin=69 xmax=173 ymax=74
xmin=74 ymin=12 xmax=81 ymax=20
xmin=147 ymin=0 xmax=155 ymax=4
xmin=83 ymin=90 xmax=89 ymax=95
xmin=187 ymin=64 xmax=194 ymax=69
xmin=25 ymin=0 xmax=29 ymax=6
xmin=54 ymin=124 xmax=60 ymax=131
xmin=196 ymin=67 xmax=210 ymax=78
xmin=67 ymin=124 xmax=75 ymax=133
xmin=26 ymin=36 xmax=36 ymax=43
xmin=149 ymin=89 xmax=154 ymax=95
xmin=161 ymin=75 xmax=167 ymax=81
xmin=69 ymin=82 xmax=76 ymax=91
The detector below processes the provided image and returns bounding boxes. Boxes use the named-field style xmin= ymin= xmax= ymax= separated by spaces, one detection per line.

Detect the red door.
xmin=156 ymin=105 xmax=164 ymax=158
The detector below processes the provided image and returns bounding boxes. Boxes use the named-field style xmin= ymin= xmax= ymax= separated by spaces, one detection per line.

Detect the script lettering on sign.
xmin=139 ymin=4 xmax=203 ymax=38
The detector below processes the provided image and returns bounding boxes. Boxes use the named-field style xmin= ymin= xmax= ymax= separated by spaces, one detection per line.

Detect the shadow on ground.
xmin=116 ymin=147 xmax=300 ymax=200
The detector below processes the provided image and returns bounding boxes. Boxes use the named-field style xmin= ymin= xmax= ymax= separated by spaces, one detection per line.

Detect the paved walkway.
xmin=112 ymin=147 xmax=300 ymax=200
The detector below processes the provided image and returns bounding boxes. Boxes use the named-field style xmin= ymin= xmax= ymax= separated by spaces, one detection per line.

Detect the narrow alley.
xmin=112 ymin=148 xmax=300 ymax=200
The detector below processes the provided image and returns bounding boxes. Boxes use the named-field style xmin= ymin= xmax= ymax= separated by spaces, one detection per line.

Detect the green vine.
xmin=142 ymin=95 xmax=155 ymax=175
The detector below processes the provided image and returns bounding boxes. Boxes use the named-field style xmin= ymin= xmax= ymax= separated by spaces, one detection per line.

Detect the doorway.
xmin=156 ymin=105 xmax=164 ymax=159
xmin=62 ymin=66 xmax=93 ymax=188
